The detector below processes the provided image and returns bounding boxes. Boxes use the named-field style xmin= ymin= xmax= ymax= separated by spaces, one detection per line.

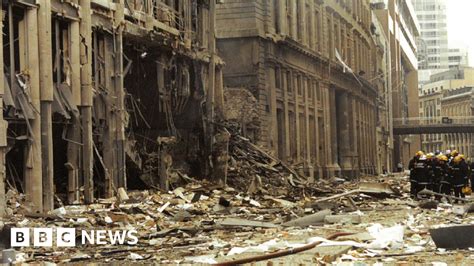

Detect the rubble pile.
xmin=226 ymin=130 xmax=341 ymax=198
xmin=226 ymin=133 xmax=294 ymax=194
xmin=1 ymin=174 xmax=474 ymax=264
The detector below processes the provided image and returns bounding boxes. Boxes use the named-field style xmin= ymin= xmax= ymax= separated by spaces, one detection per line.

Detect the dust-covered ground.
xmin=1 ymin=173 xmax=473 ymax=265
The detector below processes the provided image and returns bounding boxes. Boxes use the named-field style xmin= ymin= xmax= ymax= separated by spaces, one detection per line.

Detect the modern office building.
xmin=411 ymin=0 xmax=449 ymax=84
xmin=448 ymin=47 xmax=469 ymax=69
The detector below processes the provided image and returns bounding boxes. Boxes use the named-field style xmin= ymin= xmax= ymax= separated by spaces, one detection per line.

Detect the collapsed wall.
xmin=0 ymin=0 xmax=224 ymax=214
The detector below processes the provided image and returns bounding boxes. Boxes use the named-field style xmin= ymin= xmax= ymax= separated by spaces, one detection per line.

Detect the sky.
xmin=446 ymin=0 xmax=474 ymax=66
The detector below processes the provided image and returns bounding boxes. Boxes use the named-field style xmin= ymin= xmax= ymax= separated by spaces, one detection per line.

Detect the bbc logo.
xmin=11 ymin=228 xmax=76 ymax=247
xmin=11 ymin=228 xmax=139 ymax=247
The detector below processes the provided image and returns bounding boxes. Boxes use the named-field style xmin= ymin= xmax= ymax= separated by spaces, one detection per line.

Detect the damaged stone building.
xmin=0 ymin=0 xmax=224 ymax=214
xmin=216 ymin=0 xmax=386 ymax=178
xmin=372 ymin=0 xmax=420 ymax=167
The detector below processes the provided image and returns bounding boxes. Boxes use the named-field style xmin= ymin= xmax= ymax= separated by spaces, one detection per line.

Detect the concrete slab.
xmin=430 ymin=225 xmax=474 ymax=249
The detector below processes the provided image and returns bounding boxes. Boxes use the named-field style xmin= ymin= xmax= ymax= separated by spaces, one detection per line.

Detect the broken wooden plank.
xmin=359 ymin=182 xmax=395 ymax=194
xmin=220 ymin=218 xmax=278 ymax=228
xmin=313 ymin=183 xmax=397 ymax=205
xmin=418 ymin=189 xmax=471 ymax=202
xmin=313 ymin=190 xmax=360 ymax=204
xmin=324 ymin=214 xmax=361 ymax=224
xmin=282 ymin=209 xmax=331 ymax=227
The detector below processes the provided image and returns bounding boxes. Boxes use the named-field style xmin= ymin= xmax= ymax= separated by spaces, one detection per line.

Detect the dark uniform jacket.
xmin=470 ymin=162 xmax=474 ymax=178
xmin=434 ymin=161 xmax=448 ymax=185
xmin=450 ymin=160 xmax=469 ymax=187
xmin=422 ymin=159 xmax=435 ymax=185
xmin=412 ymin=158 xmax=427 ymax=184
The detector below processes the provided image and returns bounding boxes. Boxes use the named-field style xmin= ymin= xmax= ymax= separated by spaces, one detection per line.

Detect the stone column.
xmin=298 ymin=0 xmax=306 ymax=44
xmin=102 ymin=35 xmax=116 ymax=197
xmin=25 ymin=7 xmax=43 ymax=213
xmin=309 ymin=0 xmax=315 ymax=50
xmin=266 ymin=65 xmax=278 ymax=153
xmin=68 ymin=20 xmax=81 ymax=203
xmin=350 ymin=97 xmax=359 ymax=177
xmin=364 ymin=103 xmax=369 ymax=172
xmin=282 ymin=69 xmax=291 ymax=161
xmin=322 ymin=83 xmax=332 ymax=177
xmin=112 ymin=18 xmax=126 ymax=191
xmin=266 ymin=0 xmax=276 ymax=34
xmin=303 ymin=77 xmax=313 ymax=181
xmin=277 ymin=0 xmax=288 ymax=35
xmin=38 ymin=0 xmax=54 ymax=212
xmin=80 ymin=0 xmax=94 ymax=203
xmin=313 ymin=80 xmax=321 ymax=178
xmin=329 ymin=88 xmax=340 ymax=176
xmin=337 ymin=91 xmax=353 ymax=178
xmin=0 ymin=10 xmax=6 ymax=217
xmin=294 ymin=73 xmax=301 ymax=162
xmin=291 ymin=0 xmax=297 ymax=39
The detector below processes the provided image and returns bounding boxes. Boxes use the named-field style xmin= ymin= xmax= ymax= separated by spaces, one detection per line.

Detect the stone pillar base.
xmin=306 ymin=164 xmax=315 ymax=183
xmin=324 ymin=163 xmax=341 ymax=178
xmin=341 ymin=168 xmax=359 ymax=180
xmin=312 ymin=164 xmax=323 ymax=180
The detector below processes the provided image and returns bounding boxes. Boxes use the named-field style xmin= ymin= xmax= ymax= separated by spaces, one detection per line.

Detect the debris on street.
xmin=1 ymin=171 xmax=474 ymax=264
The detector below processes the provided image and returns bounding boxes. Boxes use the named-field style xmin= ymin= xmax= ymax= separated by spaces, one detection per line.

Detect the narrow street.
xmin=1 ymin=138 xmax=473 ymax=264
xmin=2 ymin=175 xmax=474 ymax=264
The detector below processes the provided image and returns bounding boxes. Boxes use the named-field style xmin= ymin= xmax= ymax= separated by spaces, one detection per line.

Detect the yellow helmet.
xmin=438 ymin=155 xmax=448 ymax=162
xmin=415 ymin=151 xmax=424 ymax=157
xmin=451 ymin=150 xmax=459 ymax=157
xmin=426 ymin=153 xmax=434 ymax=159
xmin=463 ymin=186 xmax=472 ymax=195
xmin=453 ymin=155 xmax=463 ymax=164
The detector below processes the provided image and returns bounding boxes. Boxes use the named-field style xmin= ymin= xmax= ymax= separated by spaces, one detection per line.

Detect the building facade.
xmin=373 ymin=0 xmax=421 ymax=169
xmin=216 ymin=0 xmax=384 ymax=179
xmin=372 ymin=10 xmax=394 ymax=175
xmin=419 ymin=89 xmax=443 ymax=152
xmin=0 ymin=0 xmax=223 ymax=214
xmin=448 ymin=48 xmax=469 ymax=69
xmin=441 ymin=87 xmax=474 ymax=160
xmin=419 ymin=67 xmax=474 ymax=157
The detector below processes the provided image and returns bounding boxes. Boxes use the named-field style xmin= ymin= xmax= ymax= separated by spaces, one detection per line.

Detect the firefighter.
xmin=450 ymin=150 xmax=459 ymax=163
xmin=420 ymin=153 xmax=435 ymax=192
xmin=446 ymin=149 xmax=452 ymax=161
xmin=409 ymin=151 xmax=426 ymax=199
xmin=436 ymin=155 xmax=450 ymax=196
xmin=449 ymin=154 xmax=469 ymax=200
